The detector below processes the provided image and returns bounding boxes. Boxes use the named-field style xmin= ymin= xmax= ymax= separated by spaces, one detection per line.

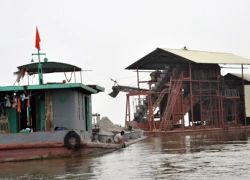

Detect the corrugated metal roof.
xmin=244 ymin=85 xmax=250 ymax=117
xmin=125 ymin=48 xmax=250 ymax=70
xmin=161 ymin=48 xmax=250 ymax=65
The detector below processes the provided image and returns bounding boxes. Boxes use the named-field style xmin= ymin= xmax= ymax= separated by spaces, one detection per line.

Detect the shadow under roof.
xmin=0 ymin=83 xmax=101 ymax=94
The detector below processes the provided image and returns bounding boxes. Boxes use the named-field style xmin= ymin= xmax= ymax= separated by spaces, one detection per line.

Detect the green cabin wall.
xmin=8 ymin=108 xmax=18 ymax=133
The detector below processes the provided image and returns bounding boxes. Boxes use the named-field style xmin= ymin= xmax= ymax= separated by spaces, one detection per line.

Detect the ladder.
xmin=204 ymin=99 xmax=212 ymax=125
xmin=148 ymin=88 xmax=168 ymax=116
xmin=147 ymin=88 xmax=168 ymax=130
xmin=205 ymin=99 xmax=220 ymax=126
xmin=159 ymin=73 xmax=183 ymax=131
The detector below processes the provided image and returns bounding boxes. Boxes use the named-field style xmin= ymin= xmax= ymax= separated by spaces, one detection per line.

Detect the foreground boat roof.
xmin=0 ymin=83 xmax=105 ymax=94
xmin=14 ymin=62 xmax=82 ymax=74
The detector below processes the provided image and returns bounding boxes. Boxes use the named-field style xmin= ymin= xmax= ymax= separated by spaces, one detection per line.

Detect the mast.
xmin=35 ymin=27 xmax=44 ymax=85
xmin=38 ymin=49 xmax=43 ymax=85
xmin=26 ymin=27 xmax=45 ymax=128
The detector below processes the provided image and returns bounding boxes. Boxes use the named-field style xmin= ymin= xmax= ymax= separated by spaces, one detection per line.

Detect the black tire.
xmin=64 ymin=131 xmax=81 ymax=150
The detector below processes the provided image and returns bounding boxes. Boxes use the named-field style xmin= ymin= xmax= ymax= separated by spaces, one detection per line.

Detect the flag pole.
xmin=38 ymin=49 xmax=43 ymax=85
xmin=36 ymin=27 xmax=43 ymax=85
xmin=38 ymin=49 xmax=41 ymax=63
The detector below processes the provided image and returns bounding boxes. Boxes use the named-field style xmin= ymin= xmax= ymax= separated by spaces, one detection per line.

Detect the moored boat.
xmin=0 ymin=28 xmax=146 ymax=163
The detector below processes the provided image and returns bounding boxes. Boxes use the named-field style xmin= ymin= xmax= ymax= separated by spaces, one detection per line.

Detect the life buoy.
xmin=64 ymin=131 xmax=81 ymax=150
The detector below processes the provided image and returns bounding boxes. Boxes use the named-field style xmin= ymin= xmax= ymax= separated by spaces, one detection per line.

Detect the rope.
xmin=116 ymin=76 xmax=136 ymax=80
xmin=127 ymin=74 xmax=149 ymax=87
xmin=64 ymin=71 xmax=73 ymax=82
xmin=84 ymin=72 xmax=96 ymax=84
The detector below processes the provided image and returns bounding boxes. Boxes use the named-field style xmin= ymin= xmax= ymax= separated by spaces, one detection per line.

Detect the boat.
xmin=0 ymin=28 xmax=146 ymax=163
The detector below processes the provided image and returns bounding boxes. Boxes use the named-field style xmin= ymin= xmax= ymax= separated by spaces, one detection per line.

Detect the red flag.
xmin=35 ymin=27 xmax=41 ymax=50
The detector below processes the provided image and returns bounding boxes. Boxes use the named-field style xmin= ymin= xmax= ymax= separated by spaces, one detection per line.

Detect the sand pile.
xmin=99 ymin=117 xmax=123 ymax=135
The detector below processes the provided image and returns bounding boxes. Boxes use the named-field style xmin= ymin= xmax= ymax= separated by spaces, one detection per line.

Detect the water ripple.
xmin=1 ymin=129 xmax=250 ymax=180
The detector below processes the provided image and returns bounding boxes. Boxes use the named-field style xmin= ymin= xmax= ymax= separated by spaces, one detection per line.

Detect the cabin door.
xmin=8 ymin=108 xmax=18 ymax=133
xmin=40 ymin=100 xmax=45 ymax=131
xmin=85 ymin=96 xmax=91 ymax=131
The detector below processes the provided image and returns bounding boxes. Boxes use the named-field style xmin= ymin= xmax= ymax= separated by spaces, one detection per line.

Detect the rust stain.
xmin=0 ymin=145 xmax=121 ymax=163
xmin=0 ymin=147 xmax=73 ymax=163
xmin=0 ymin=140 xmax=144 ymax=163
xmin=0 ymin=142 xmax=65 ymax=150
xmin=0 ymin=116 xmax=10 ymax=134
xmin=45 ymin=91 xmax=53 ymax=131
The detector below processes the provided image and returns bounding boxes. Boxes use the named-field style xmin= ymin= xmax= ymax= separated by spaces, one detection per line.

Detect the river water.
xmin=0 ymin=129 xmax=250 ymax=180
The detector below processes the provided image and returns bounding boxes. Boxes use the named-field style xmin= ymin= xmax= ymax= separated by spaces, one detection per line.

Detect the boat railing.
xmin=221 ymin=89 xmax=240 ymax=98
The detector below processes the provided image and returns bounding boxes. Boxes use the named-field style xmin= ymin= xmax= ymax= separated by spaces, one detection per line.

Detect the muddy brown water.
xmin=0 ymin=129 xmax=250 ymax=180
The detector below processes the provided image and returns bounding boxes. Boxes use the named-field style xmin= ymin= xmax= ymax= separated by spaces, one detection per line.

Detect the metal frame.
xmin=125 ymin=62 xmax=246 ymax=132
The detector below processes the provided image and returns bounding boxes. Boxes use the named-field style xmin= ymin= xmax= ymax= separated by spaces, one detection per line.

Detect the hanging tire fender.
xmin=64 ymin=131 xmax=81 ymax=150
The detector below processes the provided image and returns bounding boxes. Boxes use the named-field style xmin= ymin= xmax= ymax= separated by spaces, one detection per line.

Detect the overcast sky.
xmin=1 ymin=0 xmax=250 ymax=126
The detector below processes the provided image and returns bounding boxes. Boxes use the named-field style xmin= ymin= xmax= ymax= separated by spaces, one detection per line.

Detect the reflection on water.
xmin=0 ymin=129 xmax=250 ymax=180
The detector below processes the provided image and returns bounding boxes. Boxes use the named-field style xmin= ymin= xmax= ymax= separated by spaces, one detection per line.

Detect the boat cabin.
xmin=0 ymin=61 xmax=104 ymax=140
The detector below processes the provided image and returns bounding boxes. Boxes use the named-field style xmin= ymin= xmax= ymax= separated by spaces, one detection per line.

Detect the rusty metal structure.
xmin=123 ymin=48 xmax=250 ymax=131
